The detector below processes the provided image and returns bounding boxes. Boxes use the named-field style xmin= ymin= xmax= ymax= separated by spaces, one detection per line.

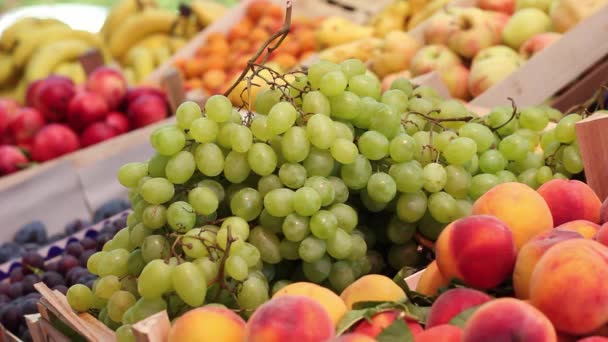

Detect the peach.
xmin=416 ymin=324 xmax=463 ymax=342
xmin=537 ymin=179 xmax=602 ymax=226
xmin=472 ymin=182 xmax=553 ymax=250
xmin=353 ymin=310 xmax=423 ymax=338
xmin=415 ymin=261 xmax=449 ymax=297
xmin=244 ymin=295 xmax=334 ymax=342
xmin=328 ymin=333 xmax=376 ymax=342
xmin=426 ymin=288 xmax=492 ymax=328
xmin=272 ymin=282 xmax=347 ymax=326
xmin=595 ymin=223 xmax=608 ymax=247
xmin=579 ymin=338 xmax=608 ymax=342
xmin=556 ymin=220 xmax=600 ymax=239
xmin=529 ymin=239 xmax=608 ymax=335
xmin=462 ymin=298 xmax=557 ymax=342
xmin=436 ymin=215 xmax=516 ymax=289
xmin=513 ymin=229 xmax=583 ymax=299
xmin=168 ymin=306 xmax=246 ymax=342
xmin=340 ymin=275 xmax=406 ymax=310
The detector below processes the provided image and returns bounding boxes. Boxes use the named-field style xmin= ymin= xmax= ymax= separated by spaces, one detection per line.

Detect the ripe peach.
xmin=529 ymin=239 xmax=608 ymax=335
xmin=537 ymin=179 xmax=602 ymax=226
xmin=579 ymin=338 xmax=608 ymax=342
xmin=555 ymin=220 xmax=600 ymax=239
xmin=244 ymin=295 xmax=334 ymax=342
xmin=168 ymin=306 xmax=246 ymax=342
xmin=462 ymin=298 xmax=557 ymax=342
xmin=472 ymin=182 xmax=553 ymax=250
xmin=415 ymin=261 xmax=449 ymax=297
xmin=340 ymin=274 xmax=406 ymax=309
xmin=272 ymin=282 xmax=347 ymax=326
xmin=352 ymin=310 xmax=423 ymax=338
xmin=426 ymin=288 xmax=492 ymax=328
xmin=328 ymin=333 xmax=376 ymax=342
xmin=416 ymin=324 xmax=463 ymax=342
xmin=595 ymin=223 xmax=608 ymax=247
xmin=436 ymin=215 xmax=516 ymax=289
xmin=513 ymin=229 xmax=583 ymax=299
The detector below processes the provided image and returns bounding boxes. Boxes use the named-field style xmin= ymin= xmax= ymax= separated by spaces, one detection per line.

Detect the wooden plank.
xmin=411 ymin=71 xmax=451 ymax=99
xmin=405 ymin=269 xmax=425 ymax=290
xmin=550 ymin=57 xmax=608 ymax=112
xmin=132 ymin=311 xmax=171 ymax=342
xmin=575 ymin=112 xmax=608 ymax=201
xmin=25 ymin=314 xmax=47 ymax=342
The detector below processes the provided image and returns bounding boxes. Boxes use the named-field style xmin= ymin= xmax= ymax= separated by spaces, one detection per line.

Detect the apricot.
xmin=426 ymin=288 xmax=492 ymax=328
xmin=168 ymin=306 xmax=246 ymax=342
xmin=555 ymin=220 xmax=600 ymax=239
xmin=595 ymin=223 xmax=608 ymax=247
xmin=538 ymin=179 xmax=602 ymax=226
xmin=416 ymin=324 xmax=463 ymax=342
xmin=472 ymin=182 xmax=553 ymax=250
xmin=340 ymin=274 xmax=406 ymax=309
xmin=435 ymin=215 xmax=517 ymax=289
xmin=462 ymin=298 xmax=557 ymax=342
xmin=513 ymin=229 xmax=583 ymax=299
xmin=529 ymin=239 xmax=608 ymax=335
xmin=244 ymin=295 xmax=334 ymax=342
xmin=415 ymin=261 xmax=449 ymax=297
xmin=272 ymin=282 xmax=348 ymax=326
xmin=328 ymin=333 xmax=376 ymax=342
xmin=352 ymin=310 xmax=423 ymax=338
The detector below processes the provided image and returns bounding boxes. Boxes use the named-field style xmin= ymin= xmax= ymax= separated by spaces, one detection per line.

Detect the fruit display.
xmin=0 ymin=66 xmax=170 ymax=176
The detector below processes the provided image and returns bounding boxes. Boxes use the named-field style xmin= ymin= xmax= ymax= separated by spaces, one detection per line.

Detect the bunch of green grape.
xmin=65 ymin=58 xmax=583 ymax=339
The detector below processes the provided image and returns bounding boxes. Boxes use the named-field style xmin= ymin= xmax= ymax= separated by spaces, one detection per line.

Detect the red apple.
xmin=0 ymin=99 xmax=20 ymax=138
xmin=409 ymin=45 xmax=462 ymax=77
xmin=519 ymin=32 xmax=562 ymax=59
xmin=67 ymin=91 xmax=109 ymax=131
xmin=446 ymin=8 xmax=498 ymax=59
xmin=9 ymin=108 xmax=46 ymax=145
xmin=0 ymin=145 xmax=28 ymax=175
xmin=478 ymin=0 xmax=515 ymax=14
xmin=440 ymin=64 xmax=471 ymax=100
xmin=80 ymin=122 xmax=119 ymax=147
xmin=105 ymin=112 xmax=130 ymax=134
xmin=125 ymin=86 xmax=166 ymax=105
xmin=86 ymin=67 xmax=128 ymax=110
xmin=25 ymin=79 xmax=45 ymax=108
xmin=127 ymin=94 xmax=168 ymax=129
xmin=486 ymin=11 xmax=511 ymax=43
xmin=31 ymin=124 xmax=79 ymax=162
xmin=423 ymin=11 xmax=458 ymax=45
xmin=34 ymin=76 xmax=76 ymax=122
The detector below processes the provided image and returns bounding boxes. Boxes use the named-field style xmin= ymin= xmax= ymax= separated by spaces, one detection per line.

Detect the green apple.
xmin=468 ymin=56 xmax=522 ymax=97
xmin=502 ymin=8 xmax=552 ymax=49
xmin=409 ymin=45 xmax=462 ymax=77
xmin=472 ymin=45 xmax=522 ymax=67
xmin=516 ymin=0 xmax=553 ymax=12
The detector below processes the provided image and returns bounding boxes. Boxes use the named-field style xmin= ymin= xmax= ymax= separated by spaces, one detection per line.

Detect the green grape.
xmin=142 ymin=205 xmax=166 ymax=229
xmin=348 ymin=233 xmax=367 ymax=260
xmin=485 ymin=106 xmax=518 ymax=136
xmin=519 ymin=107 xmax=549 ymax=131
xmin=306 ymin=113 xmax=336 ymax=149
xmin=225 ymin=255 xmax=248 ymax=281
xmin=360 ymin=189 xmax=387 ymax=212
xmin=433 ymin=131 xmax=458 ymax=152
xmin=205 ymin=95 xmax=232 ymax=123
xmin=340 ymin=58 xmax=366 ymax=78
xmin=279 ymin=239 xmax=300 ymax=260
xmin=126 ymin=212 xmax=138 ymax=229
xmin=304 ymin=176 xmax=335 ymax=206
xmin=329 ymin=91 xmax=361 ymax=120
xmin=127 ymin=250 xmax=145 ymax=276
xmin=444 ymin=165 xmax=471 ymax=199
xmin=352 ymin=97 xmax=378 ymax=129
xmin=199 ymin=179 xmax=225 ymax=202
xmin=282 ymin=126 xmax=310 ymax=162
xmin=320 ymin=70 xmax=348 ymax=97
xmin=251 ymin=115 xmax=273 ymax=141
xmin=390 ymin=78 xmax=414 ymax=95
xmin=218 ymin=216 xmax=250 ymax=248
xmin=358 ymin=131 xmax=389 ymax=160
xmin=328 ymin=176 xmax=349 ymax=204
xmin=333 ymin=121 xmax=355 ymax=140
xmin=140 ymin=178 xmax=175 ymax=204
xmin=132 ymin=200 xmax=147 ymax=222
xmin=302 ymin=254 xmax=332 ymax=283
xmin=147 ymin=154 xmax=168 ymax=178
xmin=347 ymin=74 xmax=381 ymax=99
xmin=188 ymin=187 xmax=219 ymax=216
xmin=553 ymin=172 xmax=568 ymax=180
xmin=327 ymin=228 xmax=352 ymax=259
xmin=182 ymin=227 xmax=216 ymax=258
xmin=282 ymin=213 xmax=310 ymax=242
xmin=258 ymin=174 xmax=283 ymax=197
xmin=458 ymin=123 xmax=495 ymax=152
xmin=303 ymin=147 xmax=335 ymax=177
xmin=67 ymin=284 xmax=94 ymax=312
xmin=111 ymin=228 xmax=134 ymax=251
xmin=138 ymin=260 xmax=173 ymax=298
xmin=498 ymin=134 xmax=529 ymax=161
xmin=555 ymin=113 xmax=582 ymax=143
xmin=95 ymin=275 xmax=121 ymax=299
xmin=514 ymin=129 xmax=540 ymax=151
xmin=248 ymin=143 xmax=278 ymax=176
xmin=264 ymin=188 xmax=294 ymax=217
xmin=455 ymin=199 xmax=473 ymax=218
xmin=150 ymin=125 xmax=186 ymax=156
xmin=259 ymin=209 xmax=284 ymax=234
xmin=271 ymin=280 xmax=292 ymax=296
xmin=193 ymin=257 xmax=219 ymax=285
xmin=469 ymin=173 xmax=500 ymax=199
xmin=108 ymin=291 xmax=136 ymax=322
xmin=389 ymin=133 xmax=415 ymax=162
xmin=413 ymin=131 xmax=434 ymax=165
xmin=328 ymin=203 xmax=358 ymax=233
xmin=308 ymin=60 xmax=340 ymax=89
xmin=386 ymin=215 xmax=416 ymax=244
xmin=310 ymin=210 xmax=338 ymax=239
xmin=194 ymin=143 xmax=224 ymax=177
xmin=166 ymin=201 xmax=196 ymax=233
xmin=165 ymin=151 xmax=195 ymax=185
xmin=124 ymin=297 xmax=167 ymax=325
xmin=330 ymin=138 xmax=358 ymax=164
xmin=479 ymin=149 xmax=507 ymax=173
xmin=268 ymin=102 xmax=297 ymax=135
xmin=396 ymin=191 xmax=427 ymax=223
xmin=340 ymin=154 xmax=372 ymax=190
xmin=370 ymin=104 xmax=400 ymax=139
xmin=444 ymin=137 xmax=477 ymax=165
xmin=190 ymin=117 xmax=219 ymax=144
xmin=518 ymin=168 xmax=539 ymax=189
xmin=536 ymin=165 xmax=553 ymax=185
xmin=389 ymin=161 xmax=424 ymax=193
xmin=541 ymin=105 xmax=563 ymax=122
xmin=387 ymin=242 xmax=421 ymax=271
xmin=540 ymin=129 xmax=560 ymax=155
xmin=403 ymin=113 xmax=427 ymax=135
xmin=513 ymin=151 xmax=544 ymax=172
xmin=464 ymin=154 xmax=479 ymax=175
xmin=230 ymin=125 xmax=253 ymax=153
xmin=87 ymin=251 xmax=105 ymax=275
xmin=237 ymin=276 xmax=269 ymax=312
xmin=412 ymin=85 xmax=440 ymax=99
xmin=254 ymin=89 xmax=281 ymax=115
xmin=407 ymin=95 xmax=433 ymax=114
xmin=329 ymin=261 xmax=355 ymax=293
xmin=224 ymin=151 xmax=251 ymax=183
xmin=298 ymin=236 xmax=326 ymax=262
xmin=118 ymin=163 xmax=148 ymax=188
xmin=302 ymin=91 xmax=331 ymax=116
xmin=496 ymin=170 xmax=518 ymax=183
xmin=562 ymin=145 xmax=584 ymax=174
xmin=437 ymin=100 xmax=467 ymax=125
xmin=172 ymin=262 xmax=207 ymax=307
xmin=292 ymin=187 xmax=322 ymax=216
xmin=428 ymin=191 xmax=458 ymax=223
xmin=366 ymin=172 xmax=397 ymax=203
xmin=98 ymin=248 xmax=130 ymax=277
xmin=176 ymin=101 xmax=202 ymax=130
xmin=230 ymin=242 xmax=261 ymax=267
xmin=249 ymin=226 xmax=282 ymax=264
xmin=141 ymin=235 xmax=170 ymax=262
xmin=423 ymin=163 xmax=447 ymax=193
xmin=217 ymin=122 xmax=237 ymax=149
xmin=116 ymin=325 xmax=135 ymax=342
xmin=229 ymin=187 xmax=262 ymax=221
xmin=381 ymin=89 xmax=408 ymax=113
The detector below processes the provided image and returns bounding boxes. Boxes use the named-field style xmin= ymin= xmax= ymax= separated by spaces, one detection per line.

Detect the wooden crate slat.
xmin=575 ymin=112 xmax=608 ymax=201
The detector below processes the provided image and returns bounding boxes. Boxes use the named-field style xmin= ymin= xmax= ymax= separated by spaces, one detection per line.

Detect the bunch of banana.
xmin=406 ymin=0 xmax=452 ymax=30
xmin=368 ymin=0 xmax=452 ymax=34
xmin=315 ymin=17 xmax=375 ymax=49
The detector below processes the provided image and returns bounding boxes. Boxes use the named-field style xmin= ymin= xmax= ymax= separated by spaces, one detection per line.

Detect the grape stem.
xmin=211 ymin=225 xmax=237 ymax=301
xmin=489 ymin=97 xmax=518 ymax=133
xmin=170 ymin=235 xmax=184 ymax=263
xmin=407 ymin=110 xmax=475 ymax=125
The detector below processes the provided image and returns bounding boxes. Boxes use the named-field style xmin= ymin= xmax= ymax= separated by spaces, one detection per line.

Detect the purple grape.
xmin=21 ymin=274 xmax=39 ymax=294
xmin=41 ymin=271 xmax=65 ymax=288
xmin=65 ymin=242 xmax=84 ymax=257
xmin=66 ymin=267 xmax=87 ymax=286
xmin=57 ymin=255 xmax=79 ymax=275
xmin=8 ymin=283 xmax=23 ymax=299
xmin=45 ymin=261 xmax=59 ymax=272
xmin=1 ymin=303 xmax=22 ymax=332
xmin=14 ymin=221 xmax=47 ymax=245
xmin=9 ymin=268 xmax=24 ymax=283
xmin=96 ymin=234 xmax=112 ymax=250
xmin=25 ymin=293 xmax=41 ymax=301
xmin=64 ymin=219 xmax=90 ymax=236
xmin=93 ymin=199 xmax=130 ymax=223
xmin=21 ymin=252 xmax=44 ymax=270
xmin=52 ymin=285 xmax=68 ymax=295
xmin=0 ymin=282 xmax=9 ymax=295
xmin=80 ymin=237 xmax=97 ymax=250
xmin=0 ymin=294 xmax=9 ymax=304
xmin=22 ymin=297 xmax=38 ymax=315
xmin=79 ymin=249 xmax=96 ymax=267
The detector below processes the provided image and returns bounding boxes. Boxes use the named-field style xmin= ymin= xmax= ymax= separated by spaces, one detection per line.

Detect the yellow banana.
xmin=25 ymin=39 xmax=93 ymax=82
xmin=410 ymin=0 xmax=431 ymax=16
xmin=153 ymin=46 xmax=172 ymax=65
xmin=101 ymin=0 xmax=158 ymax=41
xmin=168 ymin=37 xmax=188 ymax=53
xmin=126 ymin=46 xmax=155 ymax=84
xmin=407 ymin=0 xmax=451 ymax=30
xmin=134 ymin=33 xmax=170 ymax=50
xmin=0 ymin=17 xmax=69 ymax=51
xmin=370 ymin=0 xmax=410 ymax=37
xmin=12 ymin=27 xmax=103 ymax=68
xmin=123 ymin=67 xmax=137 ymax=85
xmin=185 ymin=14 xmax=202 ymax=39
xmin=108 ymin=8 xmax=177 ymax=59
xmin=190 ymin=0 xmax=227 ymax=27
xmin=0 ymin=53 xmax=17 ymax=87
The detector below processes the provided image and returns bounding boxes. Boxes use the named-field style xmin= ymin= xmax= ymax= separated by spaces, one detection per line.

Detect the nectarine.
xmin=537 ymin=179 xmax=602 ymax=226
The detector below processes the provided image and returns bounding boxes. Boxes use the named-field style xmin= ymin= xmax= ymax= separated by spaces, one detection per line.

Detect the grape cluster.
xmin=66 ymin=58 xmax=582 ymax=339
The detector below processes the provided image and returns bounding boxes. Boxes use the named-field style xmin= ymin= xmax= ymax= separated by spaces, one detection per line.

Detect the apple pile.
xmin=0 ymin=66 xmax=170 ymax=176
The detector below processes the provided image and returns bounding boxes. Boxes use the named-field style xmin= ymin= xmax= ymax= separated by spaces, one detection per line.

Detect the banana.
xmin=410 ymin=0 xmax=430 ymax=17
xmin=370 ymin=0 xmax=410 ymax=37
xmin=125 ymin=46 xmax=156 ymax=84
xmin=12 ymin=27 xmax=103 ymax=68
xmin=318 ymin=37 xmax=383 ymax=63
xmin=168 ymin=37 xmax=188 ymax=53
xmin=25 ymin=39 xmax=93 ymax=82
xmin=108 ymin=8 xmax=177 ymax=59
xmin=190 ymin=0 xmax=227 ymax=28
xmin=133 ymin=33 xmax=170 ymax=50
xmin=184 ymin=14 xmax=202 ymax=39
xmin=54 ymin=62 xmax=86 ymax=84
xmin=153 ymin=45 xmax=172 ymax=65
xmin=101 ymin=0 xmax=157 ymax=41
xmin=407 ymin=0 xmax=451 ymax=30
xmin=0 ymin=17 xmax=69 ymax=51
xmin=316 ymin=17 xmax=375 ymax=48
xmin=123 ymin=67 xmax=137 ymax=85
xmin=0 ymin=53 xmax=16 ymax=87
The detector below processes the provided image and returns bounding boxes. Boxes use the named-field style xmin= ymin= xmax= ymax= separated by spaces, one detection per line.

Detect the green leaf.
xmin=405 ymin=302 xmax=431 ymax=325
xmin=376 ymin=317 xmax=414 ymax=342
xmin=448 ymin=305 xmax=482 ymax=328
xmin=335 ymin=309 xmax=369 ymax=336
xmin=352 ymin=300 xmax=399 ymax=310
